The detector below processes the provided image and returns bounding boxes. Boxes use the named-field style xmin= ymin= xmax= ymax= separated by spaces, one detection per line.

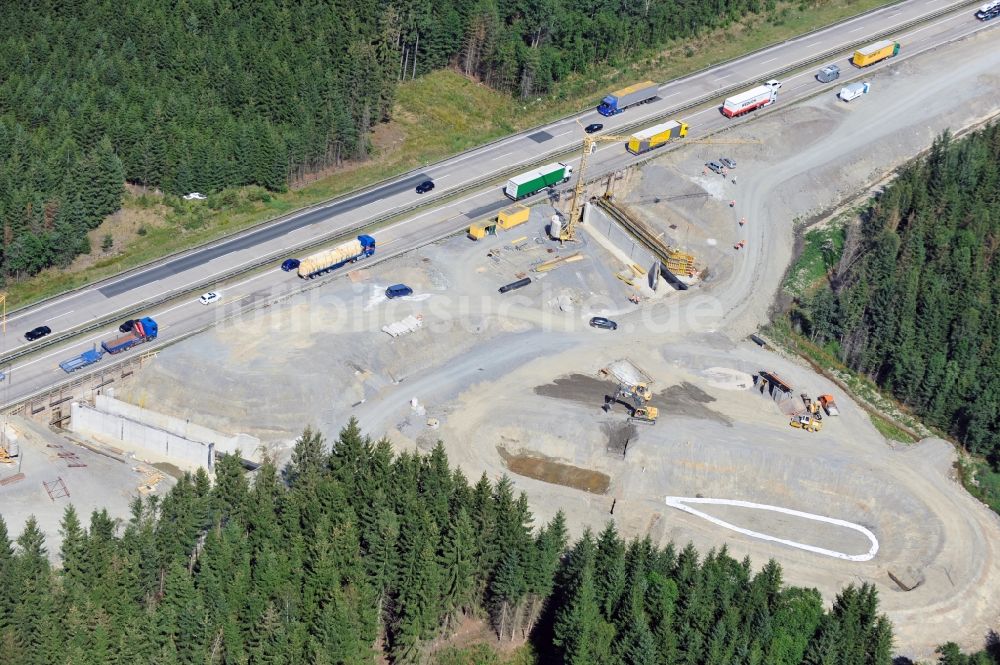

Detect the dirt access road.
xmin=112 ymin=24 xmax=1000 ymax=660
xmin=391 ymin=27 xmax=1000 ymax=659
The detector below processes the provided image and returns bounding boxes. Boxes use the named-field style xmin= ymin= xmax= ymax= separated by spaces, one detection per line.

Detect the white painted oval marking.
xmin=665 ymin=496 xmax=879 ymax=561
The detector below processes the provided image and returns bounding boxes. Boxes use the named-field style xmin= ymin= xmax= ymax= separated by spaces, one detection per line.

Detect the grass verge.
xmin=783 ymin=215 xmax=848 ymax=298
xmin=957 ymin=458 xmax=1000 ymax=515
xmin=5 ymin=0 xmax=900 ymax=310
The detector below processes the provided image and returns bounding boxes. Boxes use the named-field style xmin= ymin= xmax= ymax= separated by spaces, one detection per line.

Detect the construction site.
xmin=1 ymin=23 xmax=1000 ymax=661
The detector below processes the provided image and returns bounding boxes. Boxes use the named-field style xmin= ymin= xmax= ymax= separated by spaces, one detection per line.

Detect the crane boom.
xmin=562 ymin=133 xmax=632 ymax=242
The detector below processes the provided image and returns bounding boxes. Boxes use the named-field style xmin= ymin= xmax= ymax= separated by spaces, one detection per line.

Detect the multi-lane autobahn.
xmin=0 ymin=0 xmax=995 ymax=408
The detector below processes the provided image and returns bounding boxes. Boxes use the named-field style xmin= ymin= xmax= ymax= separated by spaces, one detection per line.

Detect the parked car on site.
xmin=706 ymin=161 xmax=724 ymax=174
xmin=199 ymin=291 xmax=221 ymax=305
xmin=281 ymin=258 xmax=300 ymax=272
xmin=720 ymin=157 xmax=736 ymax=169
xmin=25 ymin=325 xmax=52 ymax=342
xmin=385 ymin=284 xmax=413 ymax=299
xmin=415 ymin=180 xmax=435 ymax=194
xmin=589 ymin=317 xmax=618 ymax=330
xmin=584 ymin=123 xmax=604 ymax=134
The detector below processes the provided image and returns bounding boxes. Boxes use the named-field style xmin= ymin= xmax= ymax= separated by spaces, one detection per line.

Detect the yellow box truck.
xmin=627 ymin=120 xmax=688 ymax=155
xmin=852 ymin=39 xmax=899 ymax=67
xmin=497 ymin=205 xmax=530 ymax=230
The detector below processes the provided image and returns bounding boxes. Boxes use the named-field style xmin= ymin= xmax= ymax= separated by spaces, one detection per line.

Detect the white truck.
xmin=839 ymin=81 xmax=870 ymax=102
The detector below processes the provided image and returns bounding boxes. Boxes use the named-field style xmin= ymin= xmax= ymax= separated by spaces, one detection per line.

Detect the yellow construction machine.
xmin=604 ymin=383 xmax=658 ymax=424
xmin=789 ymin=414 xmax=823 ymax=432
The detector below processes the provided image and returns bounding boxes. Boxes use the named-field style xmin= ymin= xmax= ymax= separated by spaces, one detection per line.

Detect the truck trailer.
xmin=504 ymin=163 xmax=573 ymax=200
xmin=102 ymin=316 xmax=158 ymax=354
xmin=839 ymin=81 xmax=870 ymax=102
xmin=59 ymin=348 xmax=104 ymax=373
xmin=298 ymin=235 xmax=376 ymax=278
xmin=597 ymin=81 xmax=659 ymax=116
xmin=626 ymin=120 xmax=688 ymax=155
xmin=852 ymin=39 xmax=899 ymax=67
xmin=722 ymin=85 xmax=776 ymax=118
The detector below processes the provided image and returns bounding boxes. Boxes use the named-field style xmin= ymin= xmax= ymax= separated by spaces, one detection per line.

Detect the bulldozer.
xmin=790 ymin=413 xmax=823 ymax=432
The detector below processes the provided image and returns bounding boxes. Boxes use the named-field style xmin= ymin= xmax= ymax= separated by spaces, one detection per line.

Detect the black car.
xmin=584 ymin=123 xmax=604 ymax=134
xmin=589 ymin=317 xmax=618 ymax=330
xmin=281 ymin=258 xmax=300 ymax=272
xmin=415 ymin=180 xmax=435 ymax=194
xmin=24 ymin=325 xmax=52 ymax=341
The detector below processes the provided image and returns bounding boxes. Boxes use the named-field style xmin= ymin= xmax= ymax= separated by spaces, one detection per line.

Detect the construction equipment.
xmin=620 ymin=383 xmax=652 ymax=403
xmin=800 ymin=394 xmax=823 ymax=419
xmin=562 ymin=131 xmax=634 ymax=242
xmin=604 ymin=383 xmax=658 ymax=424
xmin=818 ymin=394 xmax=840 ymax=416
xmin=790 ymin=414 xmax=823 ymax=432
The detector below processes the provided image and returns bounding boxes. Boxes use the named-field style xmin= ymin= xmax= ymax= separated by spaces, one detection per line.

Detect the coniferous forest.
xmin=1 ymin=0 xmax=773 ymax=281
xmin=802 ymin=124 xmax=1000 ymax=463
xmin=0 ymin=421 xmax=904 ymax=664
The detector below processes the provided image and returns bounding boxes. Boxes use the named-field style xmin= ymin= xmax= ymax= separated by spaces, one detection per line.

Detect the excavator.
xmin=604 ymin=383 xmax=659 ymax=425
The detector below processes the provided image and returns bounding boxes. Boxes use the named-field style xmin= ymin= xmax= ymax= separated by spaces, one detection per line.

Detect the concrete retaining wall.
xmin=70 ymin=395 xmax=260 ymax=470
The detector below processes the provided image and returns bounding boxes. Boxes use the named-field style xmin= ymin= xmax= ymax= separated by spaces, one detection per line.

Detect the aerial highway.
xmin=0 ymin=0 xmax=995 ymax=408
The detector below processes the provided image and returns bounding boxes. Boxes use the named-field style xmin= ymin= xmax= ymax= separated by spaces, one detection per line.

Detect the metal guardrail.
xmin=3 ymin=0 xmax=974 ymax=324
xmin=0 ymin=0 xmax=981 ymax=370
xmin=0 ymin=222 xmax=466 ymax=414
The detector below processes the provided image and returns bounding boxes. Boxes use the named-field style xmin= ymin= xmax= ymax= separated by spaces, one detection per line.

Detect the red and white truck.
xmin=721 ymin=81 xmax=779 ymax=118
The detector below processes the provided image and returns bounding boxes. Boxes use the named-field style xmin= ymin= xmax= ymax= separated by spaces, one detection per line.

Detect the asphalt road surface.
xmin=0 ymin=0 xmax=995 ymax=408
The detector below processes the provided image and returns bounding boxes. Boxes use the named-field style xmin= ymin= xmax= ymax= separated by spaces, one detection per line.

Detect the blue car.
xmin=281 ymin=258 xmax=300 ymax=272
xmin=385 ymin=284 xmax=413 ymax=299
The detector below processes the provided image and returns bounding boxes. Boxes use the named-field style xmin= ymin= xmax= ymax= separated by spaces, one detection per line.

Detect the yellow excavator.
xmin=604 ymin=383 xmax=658 ymax=424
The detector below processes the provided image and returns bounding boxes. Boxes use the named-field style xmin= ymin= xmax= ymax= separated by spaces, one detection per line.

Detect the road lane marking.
xmin=46 ymin=310 xmax=75 ymax=322
xmin=849 ymin=26 xmax=866 ymax=32
xmin=493 ymin=151 xmax=514 ymax=160
xmin=804 ymin=41 xmax=822 ymax=48
xmin=761 ymin=57 xmax=778 ymax=64
xmin=4 ymin=0 xmax=977 ymax=346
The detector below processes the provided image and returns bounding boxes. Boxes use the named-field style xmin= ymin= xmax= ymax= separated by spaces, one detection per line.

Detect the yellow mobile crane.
xmin=560 ymin=131 xmax=634 ymax=242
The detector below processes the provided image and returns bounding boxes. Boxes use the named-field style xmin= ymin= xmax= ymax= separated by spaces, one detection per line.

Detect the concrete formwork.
xmin=70 ymin=395 xmax=260 ymax=470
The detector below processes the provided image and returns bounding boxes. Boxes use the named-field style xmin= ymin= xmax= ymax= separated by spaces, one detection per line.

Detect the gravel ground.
xmin=88 ymin=24 xmax=1000 ymax=659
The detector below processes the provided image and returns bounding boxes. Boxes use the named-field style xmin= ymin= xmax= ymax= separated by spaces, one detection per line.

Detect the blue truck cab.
xmin=358 ymin=234 xmax=376 ymax=255
xmin=101 ymin=316 xmax=158 ymax=354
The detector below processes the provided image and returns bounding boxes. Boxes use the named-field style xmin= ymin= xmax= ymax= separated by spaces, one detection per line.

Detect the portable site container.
xmin=497 ymin=205 xmax=530 ymax=229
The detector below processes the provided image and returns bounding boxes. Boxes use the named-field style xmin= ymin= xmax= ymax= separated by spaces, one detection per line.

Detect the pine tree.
xmin=58 ymin=505 xmax=87 ymax=600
